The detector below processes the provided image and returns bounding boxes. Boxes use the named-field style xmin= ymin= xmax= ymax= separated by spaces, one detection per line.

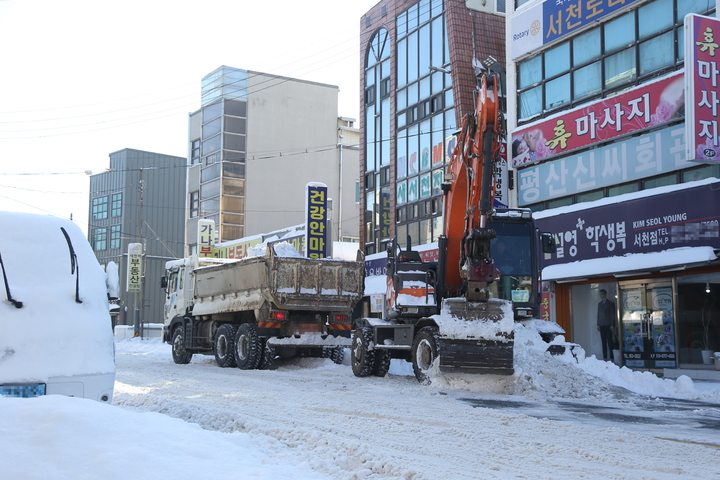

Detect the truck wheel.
xmin=214 ymin=324 xmax=237 ymax=368
xmin=235 ymin=323 xmax=261 ymax=370
xmin=330 ymin=346 xmax=344 ymax=365
xmin=412 ymin=326 xmax=440 ymax=384
xmin=372 ymin=349 xmax=391 ymax=377
xmin=257 ymin=339 xmax=275 ymax=370
xmin=171 ymin=325 xmax=193 ymax=365
xmin=351 ymin=327 xmax=375 ymax=377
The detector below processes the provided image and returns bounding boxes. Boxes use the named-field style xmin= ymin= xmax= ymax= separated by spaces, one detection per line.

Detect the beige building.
xmin=186 ymin=66 xmax=359 ymax=253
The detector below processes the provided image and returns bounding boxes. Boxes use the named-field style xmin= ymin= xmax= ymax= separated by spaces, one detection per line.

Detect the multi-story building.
xmin=88 ymin=148 xmax=186 ymax=328
xmin=360 ymin=0 xmax=507 ymax=256
xmin=507 ymin=0 xmax=720 ymax=371
xmin=186 ymin=66 xmax=360 ymax=254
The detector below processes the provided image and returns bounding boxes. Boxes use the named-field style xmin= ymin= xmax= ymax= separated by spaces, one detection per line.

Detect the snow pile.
xmin=248 ymin=241 xmax=304 ymax=258
xmin=0 ymin=395 xmax=328 ymax=480
xmin=433 ymin=298 xmax=515 ymax=340
xmin=426 ymin=323 xmax=720 ymax=404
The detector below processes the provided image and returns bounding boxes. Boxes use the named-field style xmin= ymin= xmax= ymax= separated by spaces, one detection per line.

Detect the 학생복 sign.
xmin=535 ymin=181 xmax=720 ymax=267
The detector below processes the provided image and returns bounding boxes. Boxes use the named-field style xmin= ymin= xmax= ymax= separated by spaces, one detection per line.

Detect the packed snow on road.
xmin=2 ymin=322 xmax=719 ymax=480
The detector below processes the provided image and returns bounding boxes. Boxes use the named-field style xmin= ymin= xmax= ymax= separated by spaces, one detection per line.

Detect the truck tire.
xmin=257 ymin=339 xmax=275 ymax=370
xmin=235 ymin=323 xmax=261 ymax=370
xmin=214 ymin=324 xmax=237 ymax=368
xmin=330 ymin=346 xmax=344 ymax=365
xmin=351 ymin=327 xmax=375 ymax=377
xmin=171 ymin=325 xmax=193 ymax=365
xmin=372 ymin=349 xmax=391 ymax=377
xmin=412 ymin=326 xmax=440 ymax=384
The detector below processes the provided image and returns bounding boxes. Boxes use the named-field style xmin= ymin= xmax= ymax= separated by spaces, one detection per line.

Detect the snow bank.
xmin=248 ymin=241 xmax=304 ymax=258
xmin=0 ymin=395 xmax=328 ymax=480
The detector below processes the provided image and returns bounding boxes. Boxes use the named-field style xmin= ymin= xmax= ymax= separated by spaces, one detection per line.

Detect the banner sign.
xmin=518 ymin=123 xmax=688 ymax=205
xmin=512 ymin=72 xmax=685 ymax=168
xmin=685 ymin=14 xmax=720 ymax=163
xmin=534 ymin=181 xmax=720 ymax=268
xmin=197 ymin=219 xmax=216 ymax=257
xmin=127 ymin=243 xmax=143 ymax=293
xmin=305 ymin=183 xmax=328 ymax=259
xmin=510 ymin=0 xmax=641 ymax=60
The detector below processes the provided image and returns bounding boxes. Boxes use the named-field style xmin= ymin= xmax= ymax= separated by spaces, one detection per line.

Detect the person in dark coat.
xmin=597 ymin=289 xmax=617 ymax=361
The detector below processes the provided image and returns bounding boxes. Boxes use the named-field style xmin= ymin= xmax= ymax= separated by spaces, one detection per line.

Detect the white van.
xmin=0 ymin=211 xmax=115 ymax=402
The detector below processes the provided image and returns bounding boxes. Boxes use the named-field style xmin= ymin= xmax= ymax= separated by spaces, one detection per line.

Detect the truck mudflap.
xmin=438 ymin=336 xmax=514 ymax=375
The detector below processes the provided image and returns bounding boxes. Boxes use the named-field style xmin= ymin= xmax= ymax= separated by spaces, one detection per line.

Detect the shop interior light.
xmin=706 ymin=283 xmax=711 ymax=294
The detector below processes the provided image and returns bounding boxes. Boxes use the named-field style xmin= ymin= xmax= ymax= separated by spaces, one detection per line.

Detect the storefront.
xmin=535 ymin=179 xmax=720 ymax=370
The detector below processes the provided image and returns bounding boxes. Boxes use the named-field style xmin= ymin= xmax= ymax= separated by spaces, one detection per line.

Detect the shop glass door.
xmin=619 ymin=281 xmax=676 ymax=368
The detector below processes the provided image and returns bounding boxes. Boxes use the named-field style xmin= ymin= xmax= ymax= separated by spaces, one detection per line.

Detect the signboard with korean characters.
xmin=518 ymin=123 xmax=688 ymax=205
xmin=534 ymin=181 xmax=720 ymax=267
xmin=510 ymin=0 xmax=642 ymax=60
xmin=197 ymin=219 xmax=216 ymax=258
xmin=127 ymin=243 xmax=143 ymax=293
xmin=685 ymin=14 xmax=720 ymax=163
xmin=512 ymin=71 xmax=685 ymax=169
xmin=305 ymin=182 xmax=329 ymax=259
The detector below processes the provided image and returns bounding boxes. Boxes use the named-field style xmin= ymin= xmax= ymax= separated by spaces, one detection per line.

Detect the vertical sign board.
xmin=127 ymin=243 xmax=142 ymax=293
xmin=197 ymin=219 xmax=216 ymax=258
xmin=305 ymin=183 xmax=328 ymax=259
xmin=685 ymin=14 xmax=720 ymax=163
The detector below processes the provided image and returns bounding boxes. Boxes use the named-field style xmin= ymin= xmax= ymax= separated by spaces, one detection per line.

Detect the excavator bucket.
xmin=436 ymin=297 xmax=515 ymax=375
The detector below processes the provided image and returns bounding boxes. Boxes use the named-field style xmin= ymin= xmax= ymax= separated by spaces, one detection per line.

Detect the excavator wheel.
xmin=372 ymin=349 xmax=391 ymax=377
xmin=412 ymin=326 xmax=440 ymax=384
xmin=351 ymin=327 xmax=375 ymax=377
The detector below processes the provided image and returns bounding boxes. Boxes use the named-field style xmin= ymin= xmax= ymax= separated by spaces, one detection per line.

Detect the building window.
xmin=190 ymin=191 xmax=199 ymax=218
xmin=91 ymin=228 xmax=107 ymax=251
xmin=111 ymin=193 xmax=122 ymax=217
xmin=516 ymin=0 xmax=714 ymax=123
xmin=191 ymin=139 xmax=201 ymax=164
xmin=110 ymin=225 xmax=121 ymax=249
xmin=92 ymin=196 xmax=108 ymax=221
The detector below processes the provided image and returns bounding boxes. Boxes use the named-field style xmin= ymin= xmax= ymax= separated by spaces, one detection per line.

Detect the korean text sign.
xmin=126 ymin=243 xmax=142 ymax=293
xmin=518 ymin=124 xmax=688 ymax=205
xmin=512 ymin=72 xmax=685 ymax=168
xmin=305 ymin=183 xmax=328 ymax=259
xmin=197 ymin=219 xmax=215 ymax=258
xmin=685 ymin=14 xmax=720 ymax=163
xmin=510 ymin=0 xmax=641 ymax=60
xmin=534 ymin=181 xmax=720 ymax=268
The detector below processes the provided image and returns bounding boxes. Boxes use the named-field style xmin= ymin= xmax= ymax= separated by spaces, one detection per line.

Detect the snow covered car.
xmin=0 ymin=211 xmax=116 ymax=402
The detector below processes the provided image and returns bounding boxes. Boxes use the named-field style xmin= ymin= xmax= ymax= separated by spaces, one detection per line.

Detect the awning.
xmin=542 ymin=247 xmax=720 ymax=282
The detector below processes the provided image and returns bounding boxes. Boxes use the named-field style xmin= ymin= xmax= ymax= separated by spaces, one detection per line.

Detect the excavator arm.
xmin=442 ymin=72 xmax=505 ymax=302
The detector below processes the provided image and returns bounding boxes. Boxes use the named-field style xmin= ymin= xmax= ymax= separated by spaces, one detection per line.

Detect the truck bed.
xmin=191 ymin=248 xmax=364 ymax=316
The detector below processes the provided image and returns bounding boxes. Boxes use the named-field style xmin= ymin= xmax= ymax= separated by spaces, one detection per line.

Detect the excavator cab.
xmin=385 ymin=237 xmax=437 ymax=319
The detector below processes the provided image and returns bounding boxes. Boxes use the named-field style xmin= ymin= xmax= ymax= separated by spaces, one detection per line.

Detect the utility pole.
xmin=134 ymin=168 xmax=146 ymax=339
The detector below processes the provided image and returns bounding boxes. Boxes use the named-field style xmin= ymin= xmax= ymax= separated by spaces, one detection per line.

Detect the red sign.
xmin=685 ymin=14 xmax=720 ymax=163
xmin=512 ymin=72 xmax=685 ymax=168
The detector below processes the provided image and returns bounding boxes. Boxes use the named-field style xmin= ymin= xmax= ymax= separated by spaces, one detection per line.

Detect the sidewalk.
xmin=663 ymin=365 xmax=720 ymax=381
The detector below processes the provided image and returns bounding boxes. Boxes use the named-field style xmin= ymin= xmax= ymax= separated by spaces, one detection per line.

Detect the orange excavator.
xmin=351 ymin=59 xmax=556 ymax=382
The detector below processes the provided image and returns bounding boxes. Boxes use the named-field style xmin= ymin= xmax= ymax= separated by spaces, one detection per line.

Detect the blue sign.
xmin=511 ymin=0 xmax=640 ymax=60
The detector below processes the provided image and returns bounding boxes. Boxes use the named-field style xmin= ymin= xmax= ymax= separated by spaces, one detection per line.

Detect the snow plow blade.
xmin=437 ymin=297 xmax=514 ymax=375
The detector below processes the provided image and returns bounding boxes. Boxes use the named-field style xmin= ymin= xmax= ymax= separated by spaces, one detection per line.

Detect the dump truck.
xmin=161 ymin=244 xmax=364 ymax=369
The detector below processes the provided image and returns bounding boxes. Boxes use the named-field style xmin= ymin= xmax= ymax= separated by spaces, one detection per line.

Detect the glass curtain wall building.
xmin=192 ymin=66 xmax=249 ymax=243
xmin=362 ymin=0 xmax=504 ymax=255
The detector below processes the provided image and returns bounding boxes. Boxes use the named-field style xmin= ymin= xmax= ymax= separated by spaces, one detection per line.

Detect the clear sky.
xmin=0 ymin=0 xmax=378 ymax=234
